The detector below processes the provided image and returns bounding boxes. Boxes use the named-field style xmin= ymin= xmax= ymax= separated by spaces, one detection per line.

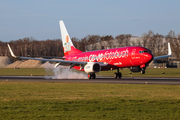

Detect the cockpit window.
xmin=139 ymin=50 xmax=151 ymax=53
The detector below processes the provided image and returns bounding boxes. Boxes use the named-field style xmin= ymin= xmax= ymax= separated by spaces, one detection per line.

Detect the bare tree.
xmin=166 ymin=31 xmax=180 ymax=59
xmin=115 ymin=34 xmax=125 ymax=47
xmin=124 ymin=34 xmax=132 ymax=46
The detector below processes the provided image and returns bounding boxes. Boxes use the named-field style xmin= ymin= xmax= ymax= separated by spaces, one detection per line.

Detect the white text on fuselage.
xmin=77 ymin=49 xmax=129 ymax=62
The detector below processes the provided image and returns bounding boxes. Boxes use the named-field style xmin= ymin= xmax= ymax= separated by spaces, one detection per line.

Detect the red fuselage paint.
xmin=63 ymin=46 xmax=154 ymax=71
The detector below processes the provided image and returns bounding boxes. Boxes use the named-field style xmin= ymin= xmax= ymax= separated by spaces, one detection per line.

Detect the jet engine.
xmin=129 ymin=66 xmax=141 ymax=72
xmin=84 ymin=62 xmax=101 ymax=73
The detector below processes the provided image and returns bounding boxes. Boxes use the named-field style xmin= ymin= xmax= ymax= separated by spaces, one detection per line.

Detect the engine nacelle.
xmin=84 ymin=62 xmax=101 ymax=73
xmin=129 ymin=66 xmax=141 ymax=72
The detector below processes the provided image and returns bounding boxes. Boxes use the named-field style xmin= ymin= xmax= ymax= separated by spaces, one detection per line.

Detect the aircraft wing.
xmin=7 ymin=44 xmax=87 ymax=67
xmin=27 ymin=55 xmax=66 ymax=59
xmin=8 ymin=44 xmax=109 ymax=69
xmin=153 ymin=42 xmax=172 ymax=60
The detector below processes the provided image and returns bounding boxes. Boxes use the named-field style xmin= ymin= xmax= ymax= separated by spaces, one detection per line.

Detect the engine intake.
xmin=84 ymin=62 xmax=101 ymax=73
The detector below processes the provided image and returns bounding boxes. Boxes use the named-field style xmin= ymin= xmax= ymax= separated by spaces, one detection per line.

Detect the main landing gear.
xmin=88 ymin=73 xmax=96 ymax=79
xmin=114 ymin=69 xmax=122 ymax=79
xmin=88 ymin=69 xmax=122 ymax=79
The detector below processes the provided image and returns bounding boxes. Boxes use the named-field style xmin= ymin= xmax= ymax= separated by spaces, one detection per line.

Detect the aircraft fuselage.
xmin=64 ymin=46 xmax=154 ymax=71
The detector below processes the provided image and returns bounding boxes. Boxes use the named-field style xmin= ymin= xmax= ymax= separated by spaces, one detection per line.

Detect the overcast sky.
xmin=0 ymin=0 xmax=180 ymax=42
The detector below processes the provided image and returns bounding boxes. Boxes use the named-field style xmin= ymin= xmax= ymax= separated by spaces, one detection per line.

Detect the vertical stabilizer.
xmin=59 ymin=20 xmax=82 ymax=56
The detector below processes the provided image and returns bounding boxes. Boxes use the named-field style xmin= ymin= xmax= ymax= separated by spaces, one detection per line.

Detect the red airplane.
xmin=8 ymin=20 xmax=172 ymax=79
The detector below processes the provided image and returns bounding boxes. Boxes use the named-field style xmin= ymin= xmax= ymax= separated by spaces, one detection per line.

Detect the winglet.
xmin=7 ymin=44 xmax=17 ymax=58
xmin=168 ymin=42 xmax=172 ymax=55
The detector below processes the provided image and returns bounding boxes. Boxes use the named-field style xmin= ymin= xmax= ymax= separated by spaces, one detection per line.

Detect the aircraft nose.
xmin=146 ymin=53 xmax=154 ymax=62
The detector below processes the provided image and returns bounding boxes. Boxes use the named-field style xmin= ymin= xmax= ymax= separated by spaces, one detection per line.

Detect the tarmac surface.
xmin=1 ymin=76 xmax=180 ymax=85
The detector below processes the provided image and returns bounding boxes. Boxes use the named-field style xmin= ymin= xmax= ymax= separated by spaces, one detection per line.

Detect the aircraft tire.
xmin=118 ymin=73 xmax=122 ymax=78
xmin=141 ymin=67 xmax=146 ymax=74
xmin=141 ymin=70 xmax=145 ymax=74
xmin=114 ymin=73 xmax=118 ymax=79
xmin=88 ymin=73 xmax=92 ymax=79
xmin=92 ymin=73 xmax=96 ymax=79
xmin=88 ymin=73 xmax=96 ymax=79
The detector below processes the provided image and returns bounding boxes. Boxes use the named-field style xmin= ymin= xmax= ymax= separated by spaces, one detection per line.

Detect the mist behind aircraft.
xmin=44 ymin=63 xmax=87 ymax=79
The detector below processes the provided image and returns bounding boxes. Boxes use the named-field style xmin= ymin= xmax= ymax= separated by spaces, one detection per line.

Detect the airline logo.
xmin=64 ymin=35 xmax=71 ymax=53
xmin=77 ymin=49 xmax=129 ymax=62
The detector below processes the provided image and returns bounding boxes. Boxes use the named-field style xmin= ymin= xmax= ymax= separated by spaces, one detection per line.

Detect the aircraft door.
xmin=130 ymin=49 xmax=139 ymax=66
xmin=131 ymin=49 xmax=136 ymax=59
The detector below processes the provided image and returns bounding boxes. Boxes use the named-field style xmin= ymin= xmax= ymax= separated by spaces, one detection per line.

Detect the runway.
xmin=1 ymin=76 xmax=180 ymax=85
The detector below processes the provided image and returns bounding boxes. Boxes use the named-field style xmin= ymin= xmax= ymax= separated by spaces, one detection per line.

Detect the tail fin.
xmin=59 ymin=20 xmax=82 ymax=56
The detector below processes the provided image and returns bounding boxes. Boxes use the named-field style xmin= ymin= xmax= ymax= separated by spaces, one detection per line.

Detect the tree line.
xmin=0 ymin=30 xmax=179 ymax=62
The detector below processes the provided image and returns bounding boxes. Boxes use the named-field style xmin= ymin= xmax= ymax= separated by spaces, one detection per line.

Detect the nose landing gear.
xmin=141 ymin=67 xmax=146 ymax=74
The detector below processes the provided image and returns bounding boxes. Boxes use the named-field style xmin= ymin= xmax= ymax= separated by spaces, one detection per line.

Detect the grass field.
xmin=0 ymin=82 xmax=180 ymax=119
xmin=1 ymin=68 xmax=180 ymax=119
xmin=1 ymin=68 xmax=180 ymax=78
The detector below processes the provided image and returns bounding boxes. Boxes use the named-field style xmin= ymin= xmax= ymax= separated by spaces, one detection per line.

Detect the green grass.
xmin=0 ymin=82 xmax=180 ymax=119
xmin=1 ymin=68 xmax=180 ymax=78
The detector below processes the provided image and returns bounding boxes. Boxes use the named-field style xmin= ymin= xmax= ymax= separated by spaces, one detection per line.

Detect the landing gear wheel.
xmin=88 ymin=73 xmax=92 ymax=79
xmin=141 ymin=67 xmax=146 ymax=74
xmin=114 ymin=71 xmax=122 ymax=79
xmin=118 ymin=72 xmax=122 ymax=78
xmin=114 ymin=73 xmax=118 ymax=79
xmin=92 ymin=73 xmax=96 ymax=79
xmin=88 ymin=73 xmax=96 ymax=79
xmin=141 ymin=70 xmax=145 ymax=74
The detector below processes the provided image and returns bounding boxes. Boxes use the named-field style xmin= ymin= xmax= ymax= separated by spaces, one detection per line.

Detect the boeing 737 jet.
xmin=8 ymin=20 xmax=172 ymax=79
